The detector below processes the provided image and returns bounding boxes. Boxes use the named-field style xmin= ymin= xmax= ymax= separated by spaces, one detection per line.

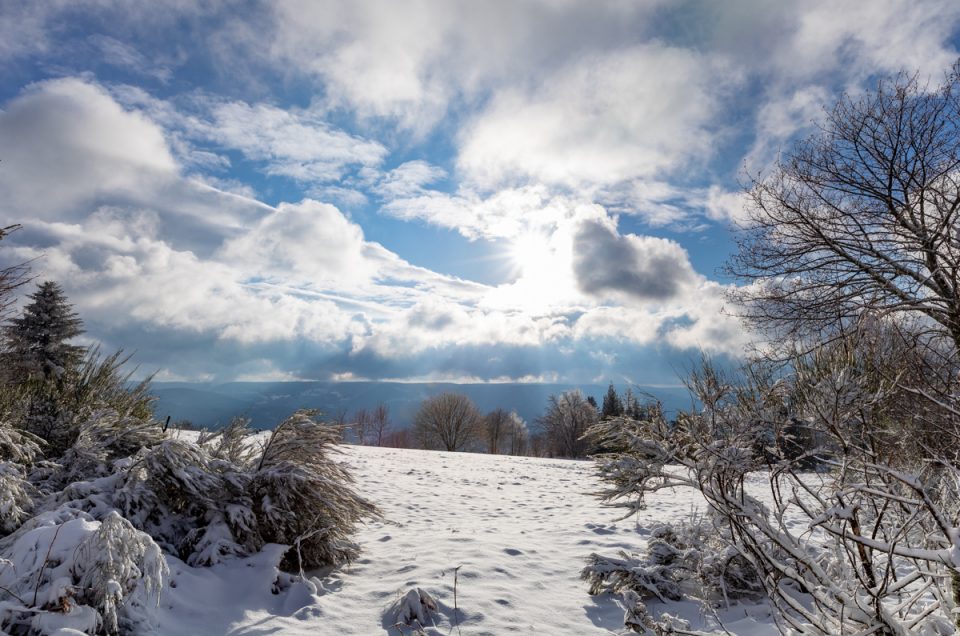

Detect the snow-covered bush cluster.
xmin=0 ymin=275 xmax=378 ymax=634
xmin=55 ymin=411 xmax=379 ymax=572
xmin=586 ymin=323 xmax=960 ymax=634
xmin=583 ymin=515 xmax=763 ymax=607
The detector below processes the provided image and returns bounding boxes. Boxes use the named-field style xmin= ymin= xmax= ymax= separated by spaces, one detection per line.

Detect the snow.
xmin=154 ymin=444 xmax=778 ymax=635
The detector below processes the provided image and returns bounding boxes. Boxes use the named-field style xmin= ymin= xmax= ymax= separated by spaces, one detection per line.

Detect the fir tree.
xmin=601 ymin=383 xmax=623 ymax=419
xmin=4 ymin=281 xmax=85 ymax=381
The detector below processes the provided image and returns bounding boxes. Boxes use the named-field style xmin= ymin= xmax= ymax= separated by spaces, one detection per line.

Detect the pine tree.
xmin=4 ymin=281 xmax=85 ymax=381
xmin=601 ymin=383 xmax=623 ymax=419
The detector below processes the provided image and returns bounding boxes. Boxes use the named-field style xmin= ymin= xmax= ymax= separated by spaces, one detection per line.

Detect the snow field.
xmin=155 ymin=444 xmax=778 ymax=635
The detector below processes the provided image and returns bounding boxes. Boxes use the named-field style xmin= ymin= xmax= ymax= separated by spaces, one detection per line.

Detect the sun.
xmin=509 ymin=231 xmax=555 ymax=280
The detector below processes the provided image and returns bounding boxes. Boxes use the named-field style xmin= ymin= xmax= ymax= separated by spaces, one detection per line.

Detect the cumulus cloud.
xmin=218 ymin=200 xmax=378 ymax=287
xmin=572 ymin=219 xmax=697 ymax=302
xmin=703 ymin=185 xmax=752 ymax=225
xmin=457 ymin=43 xmax=737 ymax=191
xmin=260 ymin=0 xmax=665 ymax=132
xmin=383 ymin=186 xmax=602 ymax=240
xmin=0 ymin=78 xmax=178 ymax=220
xmin=0 ymin=77 xmax=505 ymax=379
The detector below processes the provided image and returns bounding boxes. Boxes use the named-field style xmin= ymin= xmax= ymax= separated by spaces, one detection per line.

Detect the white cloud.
xmin=664 ymin=282 xmax=750 ymax=356
xmin=383 ymin=185 xmax=604 ymax=241
xmin=375 ymin=160 xmax=447 ymax=198
xmin=218 ymin=200 xmax=378 ymax=288
xmin=108 ymin=85 xmax=387 ymax=185
xmin=457 ymin=43 xmax=737 ymax=190
xmin=0 ymin=78 xmax=178 ymax=220
xmin=261 ymin=0 xmax=666 ymax=133
xmin=0 ymin=76 xmax=484 ymax=359
xmin=204 ymin=101 xmax=387 ymax=181
xmin=703 ymin=185 xmax=752 ymax=225
xmin=354 ymin=297 xmax=571 ymax=359
xmin=770 ymin=0 xmax=960 ymax=82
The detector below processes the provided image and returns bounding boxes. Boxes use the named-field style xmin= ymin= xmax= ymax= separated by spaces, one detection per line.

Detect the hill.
xmin=150 ymin=381 xmax=693 ymax=429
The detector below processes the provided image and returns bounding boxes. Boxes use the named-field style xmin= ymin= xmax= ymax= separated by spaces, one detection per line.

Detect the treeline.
xmin=340 ymin=383 xmax=663 ymax=459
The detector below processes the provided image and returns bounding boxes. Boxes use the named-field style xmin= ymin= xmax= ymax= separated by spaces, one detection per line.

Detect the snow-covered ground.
xmin=155 ymin=445 xmax=777 ymax=635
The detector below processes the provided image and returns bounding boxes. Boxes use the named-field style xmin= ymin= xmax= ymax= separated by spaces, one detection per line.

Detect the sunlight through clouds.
xmin=0 ymin=0 xmax=958 ymax=382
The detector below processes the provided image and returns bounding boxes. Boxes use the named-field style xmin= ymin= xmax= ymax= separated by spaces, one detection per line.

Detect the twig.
xmin=33 ymin=523 xmax=63 ymax=607
xmin=0 ymin=583 xmax=27 ymax=605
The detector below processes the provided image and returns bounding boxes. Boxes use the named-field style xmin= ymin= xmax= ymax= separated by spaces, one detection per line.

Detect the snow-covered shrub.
xmin=51 ymin=409 xmax=166 ymax=488
xmin=614 ymin=592 xmax=693 ymax=636
xmin=57 ymin=411 xmax=376 ymax=572
xmin=0 ymin=508 xmax=166 ymax=635
xmin=200 ymin=417 xmax=258 ymax=464
xmin=11 ymin=349 xmax=158 ymax=462
xmin=0 ymin=461 xmax=35 ymax=533
xmin=583 ymin=516 xmax=763 ymax=609
xmin=387 ymin=587 xmax=438 ymax=632
xmin=588 ymin=331 xmax=960 ymax=635
xmin=250 ymin=411 xmax=379 ymax=570
xmin=110 ymin=438 xmax=256 ymax=566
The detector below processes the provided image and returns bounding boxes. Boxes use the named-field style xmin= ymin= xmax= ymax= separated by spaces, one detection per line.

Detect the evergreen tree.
xmin=4 ymin=281 xmax=85 ymax=381
xmin=601 ymin=383 xmax=623 ymax=419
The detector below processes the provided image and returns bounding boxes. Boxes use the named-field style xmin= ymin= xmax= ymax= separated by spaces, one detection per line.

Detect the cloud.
xmin=768 ymin=0 xmax=960 ymax=82
xmin=375 ymin=160 xmax=447 ymax=198
xmin=203 ymin=101 xmax=387 ymax=181
xmin=383 ymin=186 xmax=606 ymax=241
xmin=703 ymin=185 xmax=752 ymax=225
xmin=572 ymin=219 xmax=697 ymax=302
xmin=457 ymin=43 xmax=737 ymax=191
xmin=260 ymin=1 xmax=666 ymax=133
xmin=109 ymin=86 xmax=387 ymax=185
xmin=0 ymin=78 xmax=178 ymax=220
xmin=0 ymin=76 xmax=493 ymax=375
xmin=218 ymin=200 xmax=378 ymax=288
xmin=88 ymin=34 xmax=173 ymax=81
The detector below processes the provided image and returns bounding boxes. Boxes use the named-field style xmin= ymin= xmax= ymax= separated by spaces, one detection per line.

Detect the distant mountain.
xmin=150 ymin=381 xmax=693 ymax=430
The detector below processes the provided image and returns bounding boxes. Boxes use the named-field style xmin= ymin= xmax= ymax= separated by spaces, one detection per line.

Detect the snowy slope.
xmin=155 ymin=445 xmax=777 ymax=635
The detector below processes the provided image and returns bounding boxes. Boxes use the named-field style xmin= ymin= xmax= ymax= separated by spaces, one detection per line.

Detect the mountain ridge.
xmin=150 ymin=381 xmax=692 ymax=430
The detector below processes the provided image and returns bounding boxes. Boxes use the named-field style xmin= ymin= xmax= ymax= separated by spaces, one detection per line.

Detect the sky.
xmin=1 ymin=1 xmax=959 ymax=385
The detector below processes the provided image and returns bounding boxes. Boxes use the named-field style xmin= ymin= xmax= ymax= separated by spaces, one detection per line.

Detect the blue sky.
xmin=1 ymin=1 xmax=959 ymax=384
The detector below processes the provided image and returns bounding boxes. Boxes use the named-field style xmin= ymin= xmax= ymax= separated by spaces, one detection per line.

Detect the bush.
xmin=0 ymin=508 xmax=167 ymax=635
xmin=58 ymin=411 xmax=377 ymax=571
xmin=587 ymin=335 xmax=960 ymax=635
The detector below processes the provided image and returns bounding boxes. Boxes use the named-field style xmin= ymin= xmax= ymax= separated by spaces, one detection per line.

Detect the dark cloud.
xmin=572 ymin=219 xmax=696 ymax=301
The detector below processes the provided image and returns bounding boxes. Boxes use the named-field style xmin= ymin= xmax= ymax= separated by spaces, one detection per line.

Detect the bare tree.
xmin=370 ymin=402 xmax=391 ymax=446
xmin=537 ymin=390 xmax=597 ymax=458
xmin=483 ymin=408 xmax=529 ymax=455
xmin=381 ymin=428 xmax=414 ymax=449
xmin=503 ymin=411 xmax=529 ymax=456
xmin=484 ymin=408 xmax=508 ymax=454
xmin=729 ymin=66 xmax=960 ymax=352
xmin=329 ymin=408 xmax=348 ymax=428
xmin=413 ymin=393 xmax=481 ymax=452
xmin=0 ymin=225 xmax=30 ymax=321
xmin=352 ymin=408 xmax=371 ymax=445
